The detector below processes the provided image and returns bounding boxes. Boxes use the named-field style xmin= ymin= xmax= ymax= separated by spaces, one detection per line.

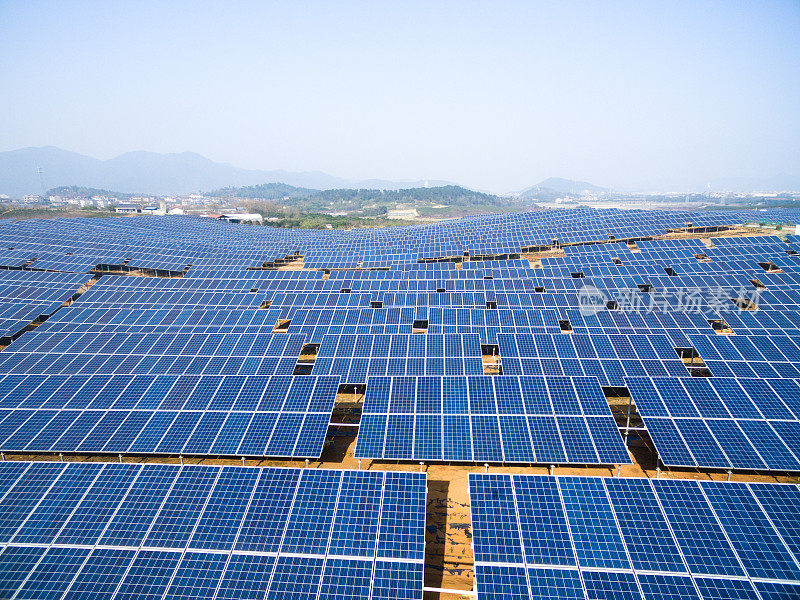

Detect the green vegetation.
xmin=209 ymin=182 xmax=527 ymax=220
xmin=267 ymin=212 xmax=417 ymax=229
xmin=0 ymin=205 xmax=116 ymax=220
xmin=209 ymin=182 xmax=317 ymax=201
xmin=301 ymin=185 xmax=505 ymax=208
xmin=44 ymin=186 xmax=138 ymax=200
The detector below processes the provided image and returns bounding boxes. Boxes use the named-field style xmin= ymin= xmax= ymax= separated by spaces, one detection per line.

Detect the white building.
xmin=387 ymin=208 xmax=418 ymax=220
xmin=114 ymin=204 xmax=142 ymax=214
xmin=219 ymin=213 xmax=263 ymax=224
xmin=142 ymin=206 xmax=166 ymax=215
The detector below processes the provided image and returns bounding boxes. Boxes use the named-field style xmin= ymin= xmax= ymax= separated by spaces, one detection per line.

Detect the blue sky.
xmin=1 ymin=0 xmax=798 ymax=192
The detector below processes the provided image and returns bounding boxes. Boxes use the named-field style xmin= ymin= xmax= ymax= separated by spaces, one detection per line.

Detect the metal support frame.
xmin=624 ymin=395 xmax=633 ymax=444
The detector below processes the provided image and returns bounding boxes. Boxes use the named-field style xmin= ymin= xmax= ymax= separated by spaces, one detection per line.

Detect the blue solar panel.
xmin=2 ymin=208 xmax=800 ymax=599
xmin=470 ymin=474 xmax=800 ymax=600
xmin=627 ymin=376 xmax=800 ymax=472
xmin=355 ymin=375 xmax=630 ymax=465
xmin=0 ymin=462 xmax=426 ymax=600
xmin=0 ymin=374 xmax=340 ymax=459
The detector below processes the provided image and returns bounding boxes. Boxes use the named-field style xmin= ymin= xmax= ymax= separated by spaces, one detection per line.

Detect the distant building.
xmin=219 ymin=213 xmax=263 ymax=224
xmin=387 ymin=208 xmax=418 ymax=220
xmin=114 ymin=204 xmax=142 ymax=214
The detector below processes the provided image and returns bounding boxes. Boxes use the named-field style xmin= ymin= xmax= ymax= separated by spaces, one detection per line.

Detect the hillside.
xmin=516 ymin=177 xmax=610 ymax=200
xmin=210 ymin=182 xmax=320 ymax=201
xmin=0 ymin=146 xmax=456 ymax=197
xmin=211 ymin=183 xmax=518 ymax=218
xmin=45 ymin=185 xmax=139 ymax=200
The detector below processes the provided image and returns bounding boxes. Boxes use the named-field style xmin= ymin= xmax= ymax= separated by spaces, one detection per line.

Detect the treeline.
xmin=209 ymin=182 xmax=318 ymax=200
xmin=269 ymin=212 xmax=416 ymax=230
xmin=209 ymin=182 xmax=507 ymax=206
xmin=44 ymin=186 xmax=136 ymax=199
xmin=305 ymin=185 xmax=507 ymax=207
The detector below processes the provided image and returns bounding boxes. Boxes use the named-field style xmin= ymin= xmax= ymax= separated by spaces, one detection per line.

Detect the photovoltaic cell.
xmin=470 ymin=474 xmax=800 ymax=600
xmin=0 ymin=462 xmax=426 ymax=600
xmin=355 ymin=375 xmax=630 ymax=465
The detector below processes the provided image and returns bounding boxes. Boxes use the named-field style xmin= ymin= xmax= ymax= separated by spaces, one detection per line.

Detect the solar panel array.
xmin=0 ymin=208 xmax=795 ymax=272
xmin=498 ymin=332 xmax=689 ymax=385
xmin=74 ymin=277 xmax=271 ymax=309
xmin=39 ymin=307 xmax=284 ymax=334
xmin=354 ymin=376 xmax=631 ymax=464
xmin=685 ymin=333 xmax=800 ymax=379
xmin=469 ymin=474 xmax=800 ymax=600
xmin=626 ymin=376 xmax=800 ymax=471
xmin=286 ymin=308 xmax=419 ymax=343
xmin=0 ymin=461 xmax=426 ymax=600
xmin=1 ymin=208 xmax=800 ymax=597
xmin=312 ymin=334 xmax=484 ymax=383
xmin=0 ymin=374 xmax=339 ymax=457
xmin=0 ymin=330 xmax=307 ymax=376
xmin=0 ymin=271 xmax=91 ymax=342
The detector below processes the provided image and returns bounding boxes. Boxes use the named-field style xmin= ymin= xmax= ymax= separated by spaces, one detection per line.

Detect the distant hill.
xmin=45 ymin=185 xmax=138 ymax=200
xmin=211 ymin=183 xmax=512 ymax=216
xmin=209 ymin=182 xmax=320 ymax=200
xmin=516 ymin=177 xmax=610 ymax=200
xmin=0 ymin=146 xmax=455 ymax=197
xmin=303 ymin=185 xmax=507 ymax=208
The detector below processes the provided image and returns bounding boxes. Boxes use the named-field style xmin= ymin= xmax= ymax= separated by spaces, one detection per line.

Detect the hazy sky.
xmin=1 ymin=0 xmax=798 ymax=193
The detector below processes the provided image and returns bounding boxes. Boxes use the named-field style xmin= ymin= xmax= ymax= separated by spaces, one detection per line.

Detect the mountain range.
xmin=1 ymin=146 xmax=797 ymax=198
xmin=0 ymin=147 xmax=453 ymax=197
xmin=515 ymin=177 xmax=610 ymax=200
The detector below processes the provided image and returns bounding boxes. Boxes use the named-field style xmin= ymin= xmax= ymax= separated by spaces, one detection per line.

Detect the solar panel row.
xmin=0 ymin=461 xmax=426 ymax=600
xmin=469 ymin=474 xmax=800 ymax=600
xmin=626 ymin=376 xmax=800 ymax=471
xmin=40 ymin=307 xmax=283 ymax=333
xmin=0 ymin=331 xmax=307 ymax=376
xmin=499 ymin=332 xmax=689 ymax=385
xmin=312 ymin=333 xmax=484 ymax=383
xmin=0 ymin=374 xmax=339 ymax=458
xmin=355 ymin=376 xmax=631 ymax=465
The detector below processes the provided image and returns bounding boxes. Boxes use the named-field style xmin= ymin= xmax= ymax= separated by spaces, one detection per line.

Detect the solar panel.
xmin=0 ymin=462 xmax=426 ymax=600
xmin=626 ymin=376 xmax=800 ymax=472
xmin=313 ymin=333 xmax=483 ymax=383
xmin=0 ymin=330 xmax=306 ymax=376
xmin=355 ymin=375 xmax=630 ymax=465
xmin=0 ymin=374 xmax=340 ymax=458
xmin=469 ymin=474 xmax=800 ymax=600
